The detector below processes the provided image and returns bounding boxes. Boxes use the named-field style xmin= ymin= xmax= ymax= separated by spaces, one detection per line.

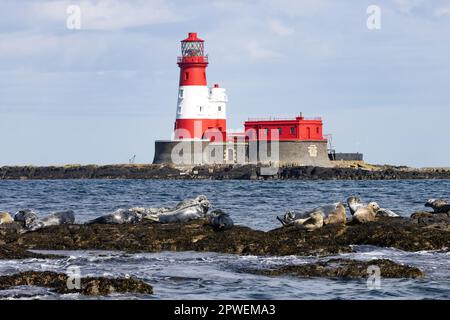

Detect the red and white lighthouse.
xmin=174 ymin=32 xmax=227 ymax=142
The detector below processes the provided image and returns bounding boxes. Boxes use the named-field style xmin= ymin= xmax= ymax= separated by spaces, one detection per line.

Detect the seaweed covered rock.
xmin=249 ymin=259 xmax=424 ymax=279
xmin=0 ymin=244 xmax=62 ymax=260
xmin=410 ymin=212 xmax=450 ymax=231
xmin=0 ymin=271 xmax=153 ymax=296
xmin=0 ymin=217 xmax=449 ymax=258
xmin=2 ymin=164 xmax=450 ymax=180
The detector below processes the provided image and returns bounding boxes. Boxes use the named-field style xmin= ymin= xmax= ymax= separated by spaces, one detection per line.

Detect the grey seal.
xmin=347 ymin=196 xmax=366 ymax=216
xmin=144 ymin=200 xmax=210 ymax=223
xmin=130 ymin=195 xmax=210 ymax=219
xmin=425 ymin=199 xmax=450 ymax=213
xmin=26 ymin=210 xmax=76 ymax=231
xmin=352 ymin=202 xmax=380 ymax=223
xmin=140 ymin=195 xmax=211 ymax=223
xmin=347 ymin=196 xmax=399 ymax=218
xmin=87 ymin=209 xmax=142 ymax=225
xmin=293 ymin=210 xmax=324 ymax=232
xmin=14 ymin=209 xmax=38 ymax=228
xmin=277 ymin=202 xmax=346 ymax=227
xmin=88 ymin=195 xmax=211 ymax=225
xmin=207 ymin=209 xmax=234 ymax=231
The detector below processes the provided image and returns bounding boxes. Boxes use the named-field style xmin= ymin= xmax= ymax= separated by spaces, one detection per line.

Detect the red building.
xmin=243 ymin=115 xmax=326 ymax=141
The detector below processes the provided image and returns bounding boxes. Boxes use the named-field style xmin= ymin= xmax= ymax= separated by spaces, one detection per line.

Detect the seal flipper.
xmin=276 ymin=216 xmax=289 ymax=226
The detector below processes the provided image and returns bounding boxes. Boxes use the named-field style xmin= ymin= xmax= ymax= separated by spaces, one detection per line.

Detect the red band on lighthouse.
xmin=177 ymin=32 xmax=208 ymax=86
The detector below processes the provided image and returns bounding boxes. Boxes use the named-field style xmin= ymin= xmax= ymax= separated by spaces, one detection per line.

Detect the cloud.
xmin=435 ymin=5 xmax=450 ymax=17
xmin=264 ymin=0 xmax=331 ymax=16
xmin=32 ymin=0 xmax=180 ymax=30
xmin=268 ymin=19 xmax=294 ymax=36
xmin=393 ymin=0 xmax=426 ymax=14
xmin=245 ymin=41 xmax=282 ymax=60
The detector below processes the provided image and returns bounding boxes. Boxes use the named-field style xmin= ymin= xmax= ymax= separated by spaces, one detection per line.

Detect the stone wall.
xmin=153 ymin=140 xmax=331 ymax=167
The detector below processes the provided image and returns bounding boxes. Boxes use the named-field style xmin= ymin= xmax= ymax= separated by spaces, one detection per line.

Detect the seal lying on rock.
xmin=347 ymin=196 xmax=399 ymax=218
xmin=425 ymin=199 xmax=450 ymax=213
xmin=144 ymin=200 xmax=210 ymax=223
xmin=323 ymin=203 xmax=347 ymax=225
xmin=127 ymin=195 xmax=210 ymax=218
xmin=277 ymin=203 xmax=346 ymax=227
xmin=347 ymin=197 xmax=366 ymax=216
xmin=207 ymin=210 xmax=234 ymax=231
xmin=87 ymin=195 xmax=211 ymax=225
xmin=293 ymin=211 xmax=324 ymax=232
xmin=0 ymin=212 xmax=13 ymax=225
xmin=14 ymin=209 xmax=38 ymax=228
xmin=26 ymin=210 xmax=76 ymax=231
xmin=139 ymin=195 xmax=211 ymax=223
xmin=87 ymin=209 xmax=142 ymax=225
xmin=352 ymin=202 xmax=380 ymax=223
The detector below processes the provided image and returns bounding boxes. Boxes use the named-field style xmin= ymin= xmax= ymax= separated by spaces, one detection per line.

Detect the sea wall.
xmin=1 ymin=164 xmax=450 ymax=180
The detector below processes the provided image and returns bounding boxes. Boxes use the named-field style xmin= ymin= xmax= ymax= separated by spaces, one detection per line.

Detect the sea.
xmin=0 ymin=179 xmax=449 ymax=299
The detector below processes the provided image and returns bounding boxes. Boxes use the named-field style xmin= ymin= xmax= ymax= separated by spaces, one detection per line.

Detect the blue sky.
xmin=0 ymin=0 xmax=449 ymax=167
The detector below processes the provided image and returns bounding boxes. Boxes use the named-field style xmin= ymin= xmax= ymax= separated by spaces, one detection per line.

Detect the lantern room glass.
xmin=181 ymin=41 xmax=204 ymax=57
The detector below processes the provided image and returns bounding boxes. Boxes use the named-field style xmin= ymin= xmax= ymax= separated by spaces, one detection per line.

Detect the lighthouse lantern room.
xmin=174 ymin=32 xmax=227 ymax=142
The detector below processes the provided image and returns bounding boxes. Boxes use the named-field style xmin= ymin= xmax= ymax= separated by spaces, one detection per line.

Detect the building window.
xmin=185 ymin=72 xmax=189 ymax=80
xmin=218 ymin=106 xmax=221 ymax=112
xmin=316 ymin=127 xmax=319 ymax=134
xmin=278 ymin=128 xmax=282 ymax=134
xmin=199 ymin=106 xmax=203 ymax=112
xmin=179 ymin=89 xmax=184 ymax=98
xmin=177 ymin=106 xmax=182 ymax=113
xmin=290 ymin=127 xmax=295 ymax=135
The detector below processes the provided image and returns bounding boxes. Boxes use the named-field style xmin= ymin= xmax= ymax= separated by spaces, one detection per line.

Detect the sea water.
xmin=0 ymin=179 xmax=449 ymax=299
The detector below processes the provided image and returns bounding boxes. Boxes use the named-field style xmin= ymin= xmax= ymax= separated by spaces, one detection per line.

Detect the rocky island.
xmin=1 ymin=163 xmax=450 ymax=180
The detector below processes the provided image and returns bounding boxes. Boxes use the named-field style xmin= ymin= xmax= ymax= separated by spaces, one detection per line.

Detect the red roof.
xmin=182 ymin=32 xmax=204 ymax=42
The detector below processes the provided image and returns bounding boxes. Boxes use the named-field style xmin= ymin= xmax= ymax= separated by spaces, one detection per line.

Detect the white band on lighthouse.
xmin=176 ymin=85 xmax=227 ymax=120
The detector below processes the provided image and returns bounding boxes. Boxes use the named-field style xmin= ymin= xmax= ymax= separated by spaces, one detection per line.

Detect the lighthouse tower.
xmin=174 ymin=32 xmax=227 ymax=142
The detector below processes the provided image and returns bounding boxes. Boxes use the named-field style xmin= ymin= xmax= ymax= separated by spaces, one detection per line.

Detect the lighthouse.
xmin=153 ymin=32 xmax=334 ymax=167
xmin=174 ymin=32 xmax=227 ymax=142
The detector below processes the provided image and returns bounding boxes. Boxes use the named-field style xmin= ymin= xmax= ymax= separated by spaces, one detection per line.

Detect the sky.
xmin=0 ymin=0 xmax=449 ymax=167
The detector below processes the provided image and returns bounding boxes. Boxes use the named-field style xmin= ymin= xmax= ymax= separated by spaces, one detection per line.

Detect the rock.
xmin=416 ymin=213 xmax=450 ymax=231
xmin=411 ymin=211 xmax=434 ymax=219
xmin=248 ymin=259 xmax=424 ymax=279
xmin=0 ymin=271 xmax=153 ymax=296
xmin=0 ymin=245 xmax=63 ymax=260
xmin=0 ymin=217 xmax=449 ymax=258
xmin=1 ymin=164 xmax=450 ymax=180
